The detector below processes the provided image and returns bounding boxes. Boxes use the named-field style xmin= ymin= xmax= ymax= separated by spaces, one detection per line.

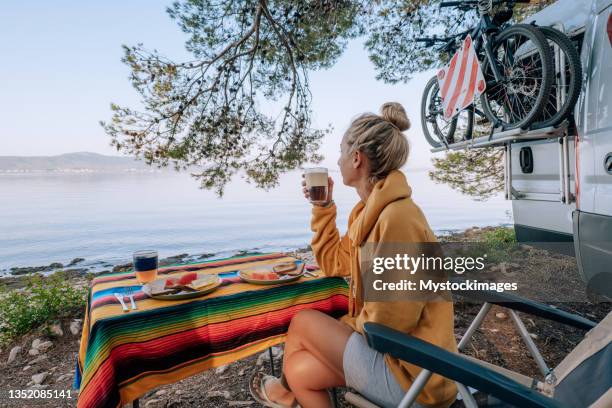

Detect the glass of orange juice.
xmin=133 ymin=250 xmax=158 ymax=283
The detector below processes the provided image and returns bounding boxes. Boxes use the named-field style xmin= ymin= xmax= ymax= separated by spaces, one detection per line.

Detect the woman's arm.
xmin=310 ymin=202 xmax=352 ymax=277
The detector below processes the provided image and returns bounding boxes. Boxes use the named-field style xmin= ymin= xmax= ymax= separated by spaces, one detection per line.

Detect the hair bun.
xmin=380 ymin=102 xmax=410 ymax=131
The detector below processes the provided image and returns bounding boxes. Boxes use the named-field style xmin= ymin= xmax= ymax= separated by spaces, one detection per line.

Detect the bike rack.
xmin=431 ymin=121 xmax=575 ymax=204
xmin=430 ymin=121 xmax=568 ymax=152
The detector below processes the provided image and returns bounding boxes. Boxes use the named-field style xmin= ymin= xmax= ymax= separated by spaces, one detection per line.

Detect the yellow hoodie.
xmin=310 ymin=170 xmax=457 ymax=408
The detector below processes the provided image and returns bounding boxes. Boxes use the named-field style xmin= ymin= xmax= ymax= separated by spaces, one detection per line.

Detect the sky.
xmin=0 ymin=0 xmax=440 ymax=170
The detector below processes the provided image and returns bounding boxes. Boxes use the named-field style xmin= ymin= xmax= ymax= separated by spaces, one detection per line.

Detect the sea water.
xmin=0 ymin=169 xmax=511 ymax=274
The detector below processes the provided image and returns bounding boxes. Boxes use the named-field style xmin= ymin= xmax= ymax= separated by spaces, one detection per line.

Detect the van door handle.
xmin=520 ymin=147 xmax=534 ymax=174
xmin=605 ymin=153 xmax=612 ymax=175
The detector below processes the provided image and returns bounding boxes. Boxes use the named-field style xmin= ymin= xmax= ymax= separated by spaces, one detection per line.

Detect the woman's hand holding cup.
xmin=302 ymin=168 xmax=333 ymax=207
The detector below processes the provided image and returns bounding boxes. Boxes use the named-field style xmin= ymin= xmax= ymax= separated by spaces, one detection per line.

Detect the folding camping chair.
xmin=346 ymin=291 xmax=611 ymax=408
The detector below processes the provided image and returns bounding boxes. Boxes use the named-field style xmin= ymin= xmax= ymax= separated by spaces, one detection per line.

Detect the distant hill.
xmin=0 ymin=152 xmax=156 ymax=173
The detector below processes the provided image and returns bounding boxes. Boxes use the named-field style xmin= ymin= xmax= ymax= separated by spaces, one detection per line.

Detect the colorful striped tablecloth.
xmin=76 ymin=253 xmax=349 ymax=408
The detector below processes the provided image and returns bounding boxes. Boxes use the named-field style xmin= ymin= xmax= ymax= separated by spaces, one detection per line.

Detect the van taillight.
xmin=608 ymin=12 xmax=612 ymax=47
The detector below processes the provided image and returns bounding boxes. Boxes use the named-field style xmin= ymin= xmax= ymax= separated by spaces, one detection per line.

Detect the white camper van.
xmin=517 ymin=0 xmax=612 ymax=299
xmin=432 ymin=0 xmax=612 ymax=298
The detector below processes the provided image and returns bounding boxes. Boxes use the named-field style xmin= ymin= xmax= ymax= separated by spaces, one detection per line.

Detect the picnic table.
xmin=75 ymin=252 xmax=349 ymax=408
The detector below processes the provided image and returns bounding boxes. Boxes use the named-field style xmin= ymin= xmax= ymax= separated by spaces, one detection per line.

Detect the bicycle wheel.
xmin=531 ymin=26 xmax=582 ymax=128
xmin=469 ymin=99 xmax=493 ymax=139
xmin=480 ymin=24 xmax=554 ymax=130
xmin=421 ymin=76 xmax=457 ymax=148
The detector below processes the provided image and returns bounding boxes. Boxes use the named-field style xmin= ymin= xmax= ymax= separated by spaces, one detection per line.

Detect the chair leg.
xmin=455 ymin=382 xmax=478 ymax=408
xmin=398 ymin=369 xmax=433 ymax=408
xmin=132 ymin=399 xmax=139 ymax=408
xmin=508 ymin=310 xmax=550 ymax=377
xmin=458 ymin=303 xmax=492 ymax=351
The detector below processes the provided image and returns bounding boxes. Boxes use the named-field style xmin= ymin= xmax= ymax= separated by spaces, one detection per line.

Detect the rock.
xmin=29 ymin=355 xmax=48 ymax=365
xmin=159 ymin=253 xmax=190 ymax=267
xmin=11 ymin=262 xmax=64 ymax=274
xmin=32 ymin=339 xmax=42 ymax=349
xmin=48 ymin=324 xmax=63 ymax=337
xmin=68 ymin=257 xmax=85 ymax=266
xmin=112 ymin=263 xmax=133 ymax=272
xmin=28 ymin=348 xmax=40 ymax=356
xmin=495 ymin=312 xmax=508 ymax=321
xmin=256 ymin=347 xmax=282 ymax=365
xmin=198 ymin=252 xmax=216 ymax=260
xmin=69 ymin=320 xmax=81 ymax=336
xmin=7 ymin=346 xmax=22 ymax=364
xmin=30 ymin=384 xmax=50 ymax=390
xmin=56 ymin=373 xmax=72 ymax=382
xmin=145 ymin=399 xmax=161 ymax=407
xmin=37 ymin=341 xmax=53 ymax=352
xmin=215 ymin=365 xmax=229 ymax=375
xmin=62 ymin=268 xmax=88 ymax=279
xmin=23 ymin=365 xmax=31 ymax=371
xmin=154 ymin=390 xmax=167 ymax=397
xmin=529 ymin=333 xmax=538 ymax=340
xmin=228 ymin=402 xmax=254 ymax=407
xmin=238 ymin=368 xmax=245 ymax=377
xmin=31 ymin=372 xmax=49 ymax=385
xmin=207 ymin=390 xmax=231 ymax=399
xmin=174 ymin=390 xmax=185 ymax=395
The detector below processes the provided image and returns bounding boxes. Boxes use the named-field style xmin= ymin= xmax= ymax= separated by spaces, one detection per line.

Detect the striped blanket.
xmin=76 ymin=253 xmax=349 ymax=408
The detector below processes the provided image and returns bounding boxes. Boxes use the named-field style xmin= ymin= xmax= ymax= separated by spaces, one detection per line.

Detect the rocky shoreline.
xmin=0 ymin=226 xmax=609 ymax=408
xmin=0 ymin=248 xmax=314 ymax=292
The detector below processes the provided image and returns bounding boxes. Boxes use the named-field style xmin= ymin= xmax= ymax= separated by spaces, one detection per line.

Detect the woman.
xmin=250 ymin=102 xmax=457 ymax=408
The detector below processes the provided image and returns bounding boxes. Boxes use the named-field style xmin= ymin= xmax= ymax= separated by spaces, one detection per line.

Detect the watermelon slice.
xmin=252 ymin=271 xmax=266 ymax=280
xmin=178 ymin=272 xmax=198 ymax=285
xmin=265 ymin=272 xmax=279 ymax=280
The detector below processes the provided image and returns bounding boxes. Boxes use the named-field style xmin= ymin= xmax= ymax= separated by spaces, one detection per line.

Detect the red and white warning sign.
xmin=437 ymin=35 xmax=487 ymax=120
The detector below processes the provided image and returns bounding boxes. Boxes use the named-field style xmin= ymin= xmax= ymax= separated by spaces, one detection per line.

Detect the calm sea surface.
xmin=0 ymin=170 xmax=511 ymax=274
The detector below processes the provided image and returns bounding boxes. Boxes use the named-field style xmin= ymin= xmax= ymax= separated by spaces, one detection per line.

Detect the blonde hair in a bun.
xmin=380 ymin=102 xmax=411 ymax=131
xmin=344 ymin=102 xmax=410 ymax=184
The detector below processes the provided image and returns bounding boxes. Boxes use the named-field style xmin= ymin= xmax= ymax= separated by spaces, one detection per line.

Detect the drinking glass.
xmin=304 ymin=167 xmax=329 ymax=205
xmin=133 ymin=250 xmax=158 ymax=283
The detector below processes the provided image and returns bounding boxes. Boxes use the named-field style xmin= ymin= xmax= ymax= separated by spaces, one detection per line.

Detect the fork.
xmin=125 ymin=287 xmax=138 ymax=310
xmin=114 ymin=292 xmax=129 ymax=312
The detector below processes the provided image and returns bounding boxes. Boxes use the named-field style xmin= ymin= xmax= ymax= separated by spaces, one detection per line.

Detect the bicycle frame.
xmin=439 ymin=0 xmax=527 ymax=87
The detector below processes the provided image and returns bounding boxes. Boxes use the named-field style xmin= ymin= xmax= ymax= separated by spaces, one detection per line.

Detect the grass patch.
xmin=482 ymin=227 xmax=517 ymax=245
xmin=0 ymin=272 xmax=87 ymax=347
xmin=478 ymin=227 xmax=517 ymax=264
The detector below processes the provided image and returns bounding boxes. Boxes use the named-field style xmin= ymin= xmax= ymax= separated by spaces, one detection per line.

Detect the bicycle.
xmin=418 ymin=0 xmax=555 ymax=148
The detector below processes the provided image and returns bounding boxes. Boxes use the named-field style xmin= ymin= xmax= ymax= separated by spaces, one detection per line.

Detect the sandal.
xmin=248 ymin=372 xmax=300 ymax=408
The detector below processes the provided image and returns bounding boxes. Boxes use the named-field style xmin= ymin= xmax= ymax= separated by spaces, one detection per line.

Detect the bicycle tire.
xmin=421 ymin=76 xmax=457 ymax=148
xmin=480 ymin=24 xmax=554 ymax=130
xmin=462 ymin=105 xmax=475 ymax=140
xmin=531 ymin=26 xmax=582 ymax=128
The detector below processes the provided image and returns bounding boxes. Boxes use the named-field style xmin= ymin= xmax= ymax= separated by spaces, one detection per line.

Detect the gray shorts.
xmin=343 ymin=332 xmax=424 ymax=408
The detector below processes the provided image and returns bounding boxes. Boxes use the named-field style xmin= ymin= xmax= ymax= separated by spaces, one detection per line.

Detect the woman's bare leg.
xmin=264 ymin=309 xmax=353 ymax=408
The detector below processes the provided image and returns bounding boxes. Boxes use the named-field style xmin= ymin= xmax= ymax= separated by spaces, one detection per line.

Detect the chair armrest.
xmin=363 ymin=322 xmax=565 ymax=408
xmin=454 ymin=290 xmax=596 ymax=331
